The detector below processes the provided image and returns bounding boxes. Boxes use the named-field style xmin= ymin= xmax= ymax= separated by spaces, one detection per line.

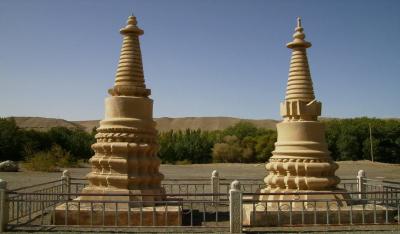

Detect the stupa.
xmin=259 ymin=17 xmax=346 ymax=208
xmin=244 ymin=18 xmax=347 ymax=226
xmin=81 ymin=15 xmax=165 ymax=203
xmin=55 ymin=15 xmax=181 ymax=226
xmin=243 ymin=18 xmax=400 ymax=226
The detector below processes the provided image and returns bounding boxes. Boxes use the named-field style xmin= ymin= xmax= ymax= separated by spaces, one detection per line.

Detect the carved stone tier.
xmin=262 ymin=121 xmax=340 ymax=192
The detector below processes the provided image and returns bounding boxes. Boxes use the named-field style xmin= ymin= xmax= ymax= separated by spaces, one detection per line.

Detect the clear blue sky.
xmin=1 ymin=0 xmax=399 ymax=121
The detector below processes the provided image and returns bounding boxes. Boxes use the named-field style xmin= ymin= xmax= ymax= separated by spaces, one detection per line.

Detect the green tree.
xmin=19 ymin=129 xmax=52 ymax=157
xmin=48 ymin=127 xmax=94 ymax=161
xmin=212 ymin=142 xmax=242 ymax=163
xmin=255 ymin=131 xmax=276 ymax=162
xmin=223 ymin=122 xmax=259 ymax=140
xmin=324 ymin=120 xmax=341 ymax=160
xmin=322 ymin=117 xmax=400 ymax=163
xmin=157 ymin=129 xmax=216 ymax=164
xmin=0 ymin=118 xmax=23 ymax=161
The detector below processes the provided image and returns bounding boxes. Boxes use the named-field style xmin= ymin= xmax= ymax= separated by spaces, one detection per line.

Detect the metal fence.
xmin=242 ymin=191 xmax=400 ymax=227
xmin=6 ymin=192 xmax=229 ymax=232
xmin=0 ymin=169 xmax=399 ymax=233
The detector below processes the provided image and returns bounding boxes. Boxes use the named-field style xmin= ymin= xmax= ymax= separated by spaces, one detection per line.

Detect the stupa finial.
xmin=297 ymin=16 xmax=302 ymax=28
xmin=120 ymin=15 xmax=143 ymax=35
xmin=287 ymin=17 xmax=311 ymax=49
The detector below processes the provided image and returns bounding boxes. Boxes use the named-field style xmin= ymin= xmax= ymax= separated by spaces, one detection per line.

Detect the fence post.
xmin=0 ymin=179 xmax=9 ymax=233
xmin=229 ymin=180 xmax=242 ymax=234
xmin=61 ymin=170 xmax=71 ymax=200
xmin=211 ymin=170 xmax=219 ymax=203
xmin=357 ymin=170 xmax=366 ymax=200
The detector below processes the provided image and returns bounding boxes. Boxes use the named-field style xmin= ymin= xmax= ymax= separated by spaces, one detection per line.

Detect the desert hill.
xmin=10 ymin=116 xmax=278 ymax=132
xmin=12 ymin=116 xmax=398 ymax=133
xmin=12 ymin=117 xmax=82 ymax=131
xmin=141 ymin=117 xmax=277 ymax=132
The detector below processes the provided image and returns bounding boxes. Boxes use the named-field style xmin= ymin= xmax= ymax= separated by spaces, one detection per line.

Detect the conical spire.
xmin=285 ymin=17 xmax=315 ymax=102
xmin=109 ymin=15 xmax=150 ymax=97
xmin=280 ymin=17 xmax=321 ymax=121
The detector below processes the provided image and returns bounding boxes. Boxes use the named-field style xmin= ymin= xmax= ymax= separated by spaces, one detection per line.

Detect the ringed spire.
xmin=109 ymin=15 xmax=150 ymax=97
xmin=285 ymin=17 xmax=315 ymax=102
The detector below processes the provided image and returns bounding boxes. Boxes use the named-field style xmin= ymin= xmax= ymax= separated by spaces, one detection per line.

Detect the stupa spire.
xmin=109 ymin=15 xmax=150 ymax=97
xmin=281 ymin=18 xmax=320 ymax=121
xmin=285 ymin=17 xmax=315 ymax=103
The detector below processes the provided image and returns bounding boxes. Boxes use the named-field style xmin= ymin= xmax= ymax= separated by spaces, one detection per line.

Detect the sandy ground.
xmin=0 ymin=160 xmax=399 ymax=190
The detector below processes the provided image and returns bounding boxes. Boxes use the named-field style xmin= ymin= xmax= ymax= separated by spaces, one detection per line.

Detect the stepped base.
xmin=54 ymin=201 xmax=182 ymax=226
xmin=79 ymin=186 xmax=166 ymax=206
xmin=243 ymin=203 xmax=397 ymax=226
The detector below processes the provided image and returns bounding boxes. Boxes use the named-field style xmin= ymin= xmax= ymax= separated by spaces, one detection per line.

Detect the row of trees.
xmin=1 ymin=117 xmax=399 ymax=167
xmin=0 ymin=118 xmax=95 ymax=164
xmin=157 ymin=118 xmax=400 ymax=164
xmin=211 ymin=122 xmax=276 ymax=163
xmin=325 ymin=118 xmax=400 ymax=163
xmin=158 ymin=129 xmax=217 ymax=164
xmin=157 ymin=123 xmax=277 ymax=164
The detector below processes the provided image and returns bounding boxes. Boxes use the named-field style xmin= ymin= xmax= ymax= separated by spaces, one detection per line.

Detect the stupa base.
xmin=257 ymin=188 xmax=350 ymax=209
xmin=79 ymin=186 xmax=166 ymax=206
xmin=243 ymin=203 xmax=397 ymax=226
xmin=53 ymin=201 xmax=182 ymax=226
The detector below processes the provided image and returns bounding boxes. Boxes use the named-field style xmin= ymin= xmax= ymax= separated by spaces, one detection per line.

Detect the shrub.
xmin=175 ymin=159 xmax=192 ymax=165
xmin=212 ymin=142 xmax=242 ymax=163
xmin=23 ymin=145 xmax=78 ymax=172
xmin=23 ymin=151 xmax=59 ymax=172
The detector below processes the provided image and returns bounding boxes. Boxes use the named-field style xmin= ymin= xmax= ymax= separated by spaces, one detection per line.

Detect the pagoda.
xmin=55 ymin=16 xmax=181 ymax=226
xmin=259 ymin=17 xmax=345 ymax=208
xmin=81 ymin=15 xmax=165 ymax=203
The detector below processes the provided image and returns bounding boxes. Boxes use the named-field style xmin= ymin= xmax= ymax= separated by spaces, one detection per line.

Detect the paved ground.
xmin=1 ymin=160 xmax=399 ymax=190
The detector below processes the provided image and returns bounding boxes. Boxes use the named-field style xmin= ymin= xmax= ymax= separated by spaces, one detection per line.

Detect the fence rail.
xmin=0 ymin=169 xmax=399 ymax=233
xmin=242 ymin=193 xmax=400 ymax=228
xmin=7 ymin=193 xmax=229 ymax=230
